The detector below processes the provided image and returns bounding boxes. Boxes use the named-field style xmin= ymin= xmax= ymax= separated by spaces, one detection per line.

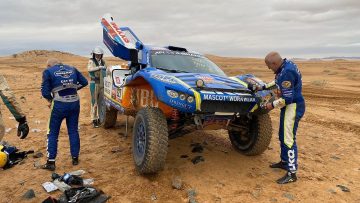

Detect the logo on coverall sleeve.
xmin=54 ymin=69 xmax=74 ymax=79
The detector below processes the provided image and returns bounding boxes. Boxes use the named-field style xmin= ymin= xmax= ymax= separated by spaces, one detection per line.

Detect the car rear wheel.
xmin=98 ymin=89 xmax=118 ymax=128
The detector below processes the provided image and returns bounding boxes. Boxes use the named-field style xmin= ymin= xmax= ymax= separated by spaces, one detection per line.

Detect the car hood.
xmin=170 ymin=73 xmax=248 ymax=91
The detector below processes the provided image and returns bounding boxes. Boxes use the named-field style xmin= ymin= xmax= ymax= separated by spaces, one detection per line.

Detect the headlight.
xmin=179 ymin=94 xmax=186 ymax=100
xmin=167 ymin=90 xmax=179 ymax=98
xmin=195 ymin=79 xmax=205 ymax=88
xmin=187 ymin=96 xmax=194 ymax=103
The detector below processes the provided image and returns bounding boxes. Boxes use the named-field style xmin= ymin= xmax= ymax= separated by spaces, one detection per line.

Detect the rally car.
xmin=98 ymin=14 xmax=275 ymax=174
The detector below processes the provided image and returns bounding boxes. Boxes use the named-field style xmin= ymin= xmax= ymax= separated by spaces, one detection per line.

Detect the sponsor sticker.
xmin=281 ymin=81 xmax=292 ymax=88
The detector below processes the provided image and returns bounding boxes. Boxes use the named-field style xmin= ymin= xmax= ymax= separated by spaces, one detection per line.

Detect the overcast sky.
xmin=0 ymin=0 xmax=359 ymax=58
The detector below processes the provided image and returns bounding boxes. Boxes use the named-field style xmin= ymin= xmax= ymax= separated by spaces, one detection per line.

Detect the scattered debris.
xmin=22 ymin=189 xmax=35 ymax=199
xmin=42 ymin=182 xmax=58 ymax=193
xmin=282 ymin=193 xmax=294 ymax=201
xmin=83 ymin=178 xmax=94 ymax=185
xmin=33 ymin=151 xmax=43 ymax=158
xmin=180 ymin=155 xmax=189 ymax=159
xmin=191 ymin=156 xmax=204 ymax=164
xmin=69 ymin=170 xmax=86 ymax=176
xmin=172 ymin=176 xmax=183 ymax=190
xmin=151 ymin=194 xmax=157 ymax=201
xmin=53 ymin=179 xmax=71 ymax=192
xmin=336 ymin=185 xmax=350 ymax=192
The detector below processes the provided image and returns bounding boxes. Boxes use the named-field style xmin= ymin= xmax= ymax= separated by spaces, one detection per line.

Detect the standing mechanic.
xmin=88 ymin=46 xmax=107 ymax=128
xmin=41 ymin=58 xmax=88 ymax=171
xmin=252 ymin=52 xmax=305 ymax=184
xmin=0 ymin=75 xmax=29 ymax=141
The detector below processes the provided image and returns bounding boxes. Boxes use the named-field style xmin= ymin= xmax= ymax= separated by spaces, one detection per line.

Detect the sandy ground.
xmin=0 ymin=50 xmax=359 ymax=203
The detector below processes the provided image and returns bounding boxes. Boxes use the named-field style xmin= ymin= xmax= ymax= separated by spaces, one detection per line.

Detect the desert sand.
xmin=0 ymin=50 xmax=359 ymax=203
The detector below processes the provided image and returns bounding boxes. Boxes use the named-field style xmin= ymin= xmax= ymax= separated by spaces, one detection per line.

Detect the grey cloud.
xmin=0 ymin=0 xmax=359 ymax=57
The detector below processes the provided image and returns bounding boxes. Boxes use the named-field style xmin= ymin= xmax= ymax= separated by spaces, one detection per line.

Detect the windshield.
xmin=150 ymin=50 xmax=226 ymax=76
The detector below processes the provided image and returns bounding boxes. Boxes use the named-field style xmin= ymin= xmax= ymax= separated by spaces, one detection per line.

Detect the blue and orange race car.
xmin=99 ymin=14 xmax=275 ymax=174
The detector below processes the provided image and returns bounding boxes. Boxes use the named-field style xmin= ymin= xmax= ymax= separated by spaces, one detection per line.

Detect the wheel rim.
xmin=231 ymin=117 xmax=257 ymax=150
xmin=135 ymin=120 xmax=147 ymax=162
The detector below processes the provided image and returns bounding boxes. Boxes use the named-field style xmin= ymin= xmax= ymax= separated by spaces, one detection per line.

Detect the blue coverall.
xmin=273 ymin=59 xmax=305 ymax=173
xmin=41 ymin=64 xmax=88 ymax=160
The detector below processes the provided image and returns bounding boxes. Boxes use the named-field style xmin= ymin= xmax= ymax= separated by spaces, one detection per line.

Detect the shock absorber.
xmin=170 ymin=108 xmax=180 ymax=130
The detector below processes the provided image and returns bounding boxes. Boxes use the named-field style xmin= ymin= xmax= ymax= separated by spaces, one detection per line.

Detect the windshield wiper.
xmin=155 ymin=67 xmax=189 ymax=73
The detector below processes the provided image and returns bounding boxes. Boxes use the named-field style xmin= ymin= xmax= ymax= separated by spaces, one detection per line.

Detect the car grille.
xmin=200 ymin=101 xmax=254 ymax=114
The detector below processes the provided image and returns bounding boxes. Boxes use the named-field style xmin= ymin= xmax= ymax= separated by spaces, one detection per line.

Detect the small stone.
xmin=330 ymin=156 xmax=340 ymax=160
xmin=189 ymin=198 xmax=198 ymax=203
xmin=267 ymin=147 xmax=273 ymax=150
xmin=180 ymin=155 xmax=189 ymax=159
xmin=336 ymin=185 xmax=350 ymax=192
xmin=327 ymin=189 xmax=336 ymax=194
xmin=151 ymin=194 xmax=157 ymax=201
xmin=31 ymin=129 xmax=41 ymax=133
xmin=111 ymin=146 xmax=123 ymax=153
xmin=191 ymin=156 xmax=204 ymax=164
xmin=91 ymin=134 xmax=98 ymax=138
xmin=172 ymin=177 xmax=183 ymax=190
xmin=282 ymin=193 xmax=294 ymax=201
xmin=19 ymin=180 xmax=26 ymax=186
xmin=22 ymin=189 xmax=35 ymax=199
xmin=192 ymin=145 xmax=204 ymax=153
xmin=270 ymin=198 xmax=277 ymax=202
xmin=187 ymin=189 xmax=197 ymax=198
xmin=33 ymin=152 xmax=43 ymax=158
xmin=214 ymin=197 xmax=221 ymax=203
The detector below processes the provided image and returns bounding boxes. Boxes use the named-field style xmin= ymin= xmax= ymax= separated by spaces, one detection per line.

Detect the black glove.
xmin=248 ymin=83 xmax=258 ymax=92
xmin=16 ymin=116 xmax=29 ymax=139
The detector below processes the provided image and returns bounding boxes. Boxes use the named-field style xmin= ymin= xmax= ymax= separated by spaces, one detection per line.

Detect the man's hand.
xmin=262 ymin=102 xmax=274 ymax=110
xmin=16 ymin=116 xmax=29 ymax=139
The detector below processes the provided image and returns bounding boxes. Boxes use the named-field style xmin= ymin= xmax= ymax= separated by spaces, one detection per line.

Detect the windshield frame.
xmin=150 ymin=50 xmax=227 ymax=76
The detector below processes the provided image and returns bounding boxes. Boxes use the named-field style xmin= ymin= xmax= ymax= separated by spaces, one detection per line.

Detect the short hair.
xmin=265 ymin=52 xmax=282 ymax=64
xmin=46 ymin=58 xmax=61 ymax=67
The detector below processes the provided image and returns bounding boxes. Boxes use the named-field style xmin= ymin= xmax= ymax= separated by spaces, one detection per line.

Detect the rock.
xmin=327 ymin=189 xmax=337 ymax=194
xmin=19 ymin=180 xmax=26 ymax=186
xmin=282 ymin=193 xmax=294 ymax=201
xmin=111 ymin=146 xmax=123 ymax=153
xmin=330 ymin=156 xmax=340 ymax=160
xmin=191 ymin=144 xmax=203 ymax=153
xmin=22 ymin=189 xmax=35 ymax=199
xmin=151 ymin=194 xmax=157 ymax=201
xmin=336 ymin=185 xmax=350 ymax=192
xmin=187 ymin=189 xmax=197 ymax=198
xmin=180 ymin=155 xmax=189 ymax=159
xmin=33 ymin=151 xmax=43 ymax=158
xmin=31 ymin=129 xmax=41 ymax=133
xmin=189 ymin=198 xmax=198 ymax=203
xmin=172 ymin=177 xmax=183 ymax=190
xmin=191 ymin=156 xmax=204 ymax=164
xmin=270 ymin=198 xmax=277 ymax=202
xmin=214 ymin=196 xmax=221 ymax=203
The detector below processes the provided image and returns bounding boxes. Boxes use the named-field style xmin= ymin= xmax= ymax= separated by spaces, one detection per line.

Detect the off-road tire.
xmin=98 ymin=89 xmax=118 ymax=129
xmin=132 ymin=107 xmax=169 ymax=174
xmin=229 ymin=114 xmax=272 ymax=155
